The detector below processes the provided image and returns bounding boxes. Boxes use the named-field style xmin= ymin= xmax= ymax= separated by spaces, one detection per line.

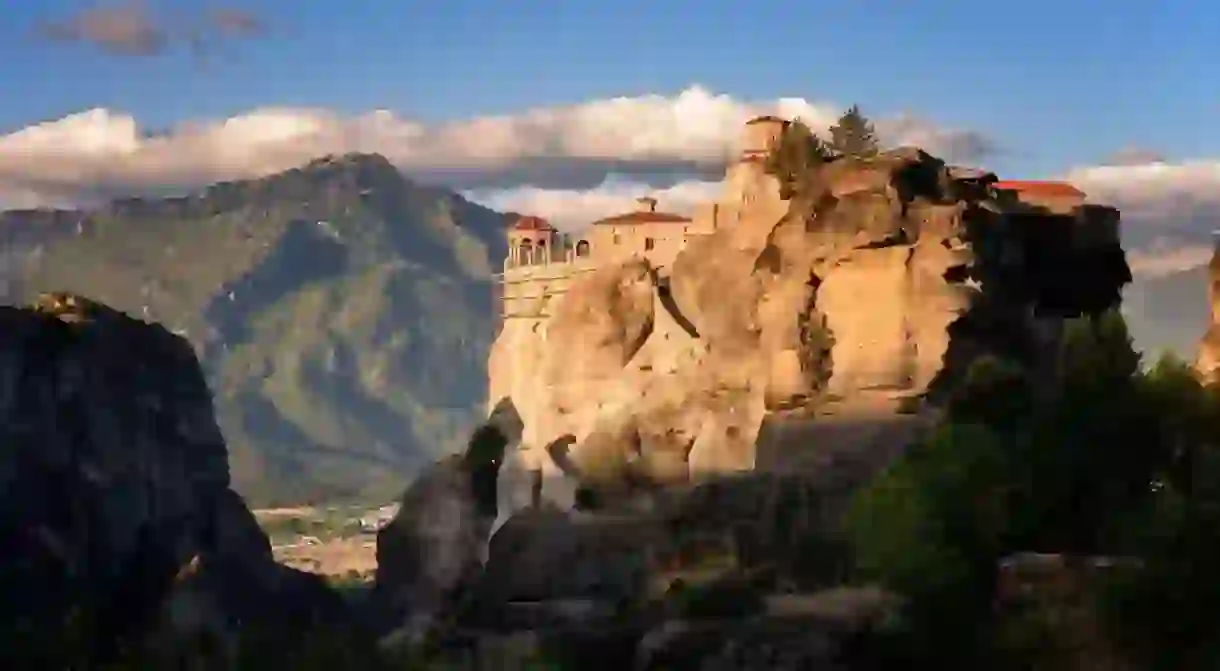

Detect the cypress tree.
xmin=828 ymin=105 xmax=880 ymax=158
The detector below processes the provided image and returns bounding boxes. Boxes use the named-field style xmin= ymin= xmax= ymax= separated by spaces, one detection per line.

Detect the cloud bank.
xmin=1066 ymin=160 xmax=1220 ymax=276
xmin=0 ymin=86 xmax=990 ymax=218
xmin=2 ymin=82 xmax=1219 ymax=275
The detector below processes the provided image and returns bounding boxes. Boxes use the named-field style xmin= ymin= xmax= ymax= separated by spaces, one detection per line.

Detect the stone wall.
xmin=584 ymin=220 xmax=693 ymax=268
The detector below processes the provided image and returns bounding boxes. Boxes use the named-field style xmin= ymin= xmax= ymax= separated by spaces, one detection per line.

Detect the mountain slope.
xmin=1123 ymin=267 xmax=1210 ymax=361
xmin=3 ymin=153 xmax=507 ymax=505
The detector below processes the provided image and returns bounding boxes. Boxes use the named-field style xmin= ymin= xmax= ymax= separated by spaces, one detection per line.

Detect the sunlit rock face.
xmin=488 ymin=143 xmax=1130 ymax=509
xmin=1196 ymin=242 xmax=1220 ymax=382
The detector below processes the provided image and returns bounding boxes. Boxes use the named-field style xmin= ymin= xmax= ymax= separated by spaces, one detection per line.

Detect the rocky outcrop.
xmin=391 ymin=464 xmax=903 ymax=669
xmin=1196 ymin=241 xmax=1220 ymax=382
xmin=371 ymin=398 xmax=523 ymax=647
xmin=489 ymin=145 xmax=1129 ymax=510
xmin=0 ymin=293 xmax=340 ymax=666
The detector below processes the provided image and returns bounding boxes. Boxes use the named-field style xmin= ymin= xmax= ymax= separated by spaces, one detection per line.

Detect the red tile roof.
xmin=593 ymin=211 xmax=692 ymax=226
xmin=745 ymin=115 xmax=789 ymax=126
xmin=512 ymin=215 xmax=556 ymax=232
xmin=992 ymin=181 xmax=1086 ymax=198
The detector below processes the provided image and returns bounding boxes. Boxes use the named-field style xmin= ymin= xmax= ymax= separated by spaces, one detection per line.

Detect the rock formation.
xmin=489 ymin=142 xmax=1129 ymax=505
xmin=371 ymin=397 xmax=523 ymax=648
xmin=0 ymin=293 xmax=341 ymax=666
xmin=1196 ymin=237 xmax=1220 ymax=382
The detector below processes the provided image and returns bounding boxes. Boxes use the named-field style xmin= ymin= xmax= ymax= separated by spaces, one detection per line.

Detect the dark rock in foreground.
xmin=0 ymin=293 xmax=347 ymax=667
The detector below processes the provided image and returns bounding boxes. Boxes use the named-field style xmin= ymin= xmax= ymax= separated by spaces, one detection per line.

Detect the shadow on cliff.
xmin=0 ymin=293 xmax=364 ymax=669
xmin=654 ymin=274 xmax=700 ymax=339
xmin=926 ymin=202 xmax=1133 ymax=402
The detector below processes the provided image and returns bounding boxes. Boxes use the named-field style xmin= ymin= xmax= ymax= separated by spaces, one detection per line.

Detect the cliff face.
xmin=0 ymin=293 xmax=338 ymax=664
xmin=489 ymin=148 xmax=1129 ymax=506
xmin=1194 ymin=245 xmax=1220 ymax=381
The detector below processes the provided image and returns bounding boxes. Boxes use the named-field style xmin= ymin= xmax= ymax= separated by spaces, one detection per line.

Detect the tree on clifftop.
xmin=764 ymin=118 xmax=834 ymax=198
xmin=829 ymin=105 xmax=880 ymax=158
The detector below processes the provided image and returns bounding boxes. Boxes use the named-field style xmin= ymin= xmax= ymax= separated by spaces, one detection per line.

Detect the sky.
xmin=2 ymin=0 xmax=1220 ymax=282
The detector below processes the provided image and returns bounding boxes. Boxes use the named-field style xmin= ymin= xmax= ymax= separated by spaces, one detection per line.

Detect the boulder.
xmin=371 ymin=404 xmax=518 ymax=647
xmin=474 ymin=506 xmax=662 ymax=608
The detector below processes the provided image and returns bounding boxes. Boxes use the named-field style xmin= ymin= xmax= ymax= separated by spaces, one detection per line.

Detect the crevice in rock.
xmin=854 ymin=229 xmax=911 ymax=250
xmin=943 ymin=264 xmax=972 ymax=284
xmin=654 ymin=276 xmax=700 ymax=339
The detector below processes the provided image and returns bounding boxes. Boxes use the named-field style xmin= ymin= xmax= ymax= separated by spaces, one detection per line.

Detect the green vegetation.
xmin=7 ymin=153 xmax=508 ymax=505
xmin=843 ymin=310 xmax=1220 ymax=668
xmin=763 ymin=105 xmax=881 ymax=199
xmin=763 ymin=118 xmax=834 ymax=198
xmin=827 ymin=104 xmax=880 ymax=159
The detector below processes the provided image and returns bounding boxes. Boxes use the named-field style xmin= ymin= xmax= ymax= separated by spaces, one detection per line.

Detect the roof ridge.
xmin=593 ymin=210 xmax=692 ymax=225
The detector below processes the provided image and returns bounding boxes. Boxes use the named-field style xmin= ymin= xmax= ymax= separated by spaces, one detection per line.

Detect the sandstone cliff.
xmin=1195 ymin=242 xmax=1220 ymax=382
xmin=489 ymin=147 xmax=1129 ymax=506
xmin=0 ymin=293 xmax=342 ymax=666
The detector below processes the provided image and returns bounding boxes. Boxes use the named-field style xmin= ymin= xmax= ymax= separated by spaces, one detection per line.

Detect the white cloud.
xmin=0 ymin=85 xmax=993 ymax=210
xmin=1066 ymin=159 xmax=1220 ymax=276
xmin=467 ymin=177 xmax=722 ymax=231
xmin=1127 ymin=244 xmax=1214 ymax=279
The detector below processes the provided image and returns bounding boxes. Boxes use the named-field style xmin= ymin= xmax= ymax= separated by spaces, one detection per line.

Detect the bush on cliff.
xmin=844 ymin=310 xmax=1187 ymax=664
xmin=1094 ymin=355 xmax=1220 ymax=669
xmin=846 ymin=422 xmax=1012 ymax=663
xmin=764 ymin=118 xmax=834 ymax=198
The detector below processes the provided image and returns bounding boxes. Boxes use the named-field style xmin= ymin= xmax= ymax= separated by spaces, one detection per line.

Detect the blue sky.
xmin=4 ymin=0 xmax=1218 ymax=179
xmin=3 ymin=0 xmax=1220 ymax=355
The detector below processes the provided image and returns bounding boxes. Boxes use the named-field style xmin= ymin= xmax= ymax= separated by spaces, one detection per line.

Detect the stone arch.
xmin=518 ymin=239 xmax=534 ymax=264
xmin=575 ymin=240 xmax=591 ymax=257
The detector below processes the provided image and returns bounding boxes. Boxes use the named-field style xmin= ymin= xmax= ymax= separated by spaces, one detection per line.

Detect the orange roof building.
xmin=592 ymin=211 xmax=692 ymax=226
xmin=511 ymin=215 xmax=557 ymax=232
xmin=991 ymin=181 xmax=1086 ymax=199
xmin=744 ymin=115 xmax=789 ymax=126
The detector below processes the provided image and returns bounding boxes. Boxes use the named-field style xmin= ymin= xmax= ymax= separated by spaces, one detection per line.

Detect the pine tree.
xmin=828 ymin=105 xmax=880 ymax=158
xmin=763 ymin=118 xmax=833 ymax=197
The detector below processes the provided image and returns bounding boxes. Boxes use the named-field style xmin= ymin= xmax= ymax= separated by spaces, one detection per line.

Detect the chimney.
xmin=636 ymin=196 xmax=658 ymax=213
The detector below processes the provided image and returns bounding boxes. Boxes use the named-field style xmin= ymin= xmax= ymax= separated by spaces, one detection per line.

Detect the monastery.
xmin=494 ymin=116 xmax=1092 ymax=324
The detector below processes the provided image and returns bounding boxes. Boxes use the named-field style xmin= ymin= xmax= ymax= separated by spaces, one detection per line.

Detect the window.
xmin=644 ymin=237 xmax=655 ymax=251
xmin=575 ymin=240 xmax=590 ymax=257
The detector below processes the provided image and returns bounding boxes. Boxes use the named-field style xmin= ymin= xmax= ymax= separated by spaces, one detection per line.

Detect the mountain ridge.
xmin=1 ymin=152 xmax=508 ymax=505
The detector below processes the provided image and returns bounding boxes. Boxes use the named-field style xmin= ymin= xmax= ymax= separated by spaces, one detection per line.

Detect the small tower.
xmin=741 ymin=115 xmax=790 ymax=161
xmin=507 ymin=215 xmax=558 ymax=267
xmin=635 ymin=196 xmax=658 ymax=213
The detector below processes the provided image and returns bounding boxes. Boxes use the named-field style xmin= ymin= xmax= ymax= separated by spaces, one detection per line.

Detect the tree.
xmin=763 ymin=118 xmax=834 ymax=198
xmin=828 ymin=105 xmax=880 ymax=158
xmin=846 ymin=422 xmax=1013 ymax=664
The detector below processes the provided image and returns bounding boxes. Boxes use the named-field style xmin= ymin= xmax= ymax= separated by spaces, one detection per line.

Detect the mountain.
xmin=1123 ymin=267 xmax=1210 ymax=362
xmin=0 ymin=153 xmax=508 ymax=506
